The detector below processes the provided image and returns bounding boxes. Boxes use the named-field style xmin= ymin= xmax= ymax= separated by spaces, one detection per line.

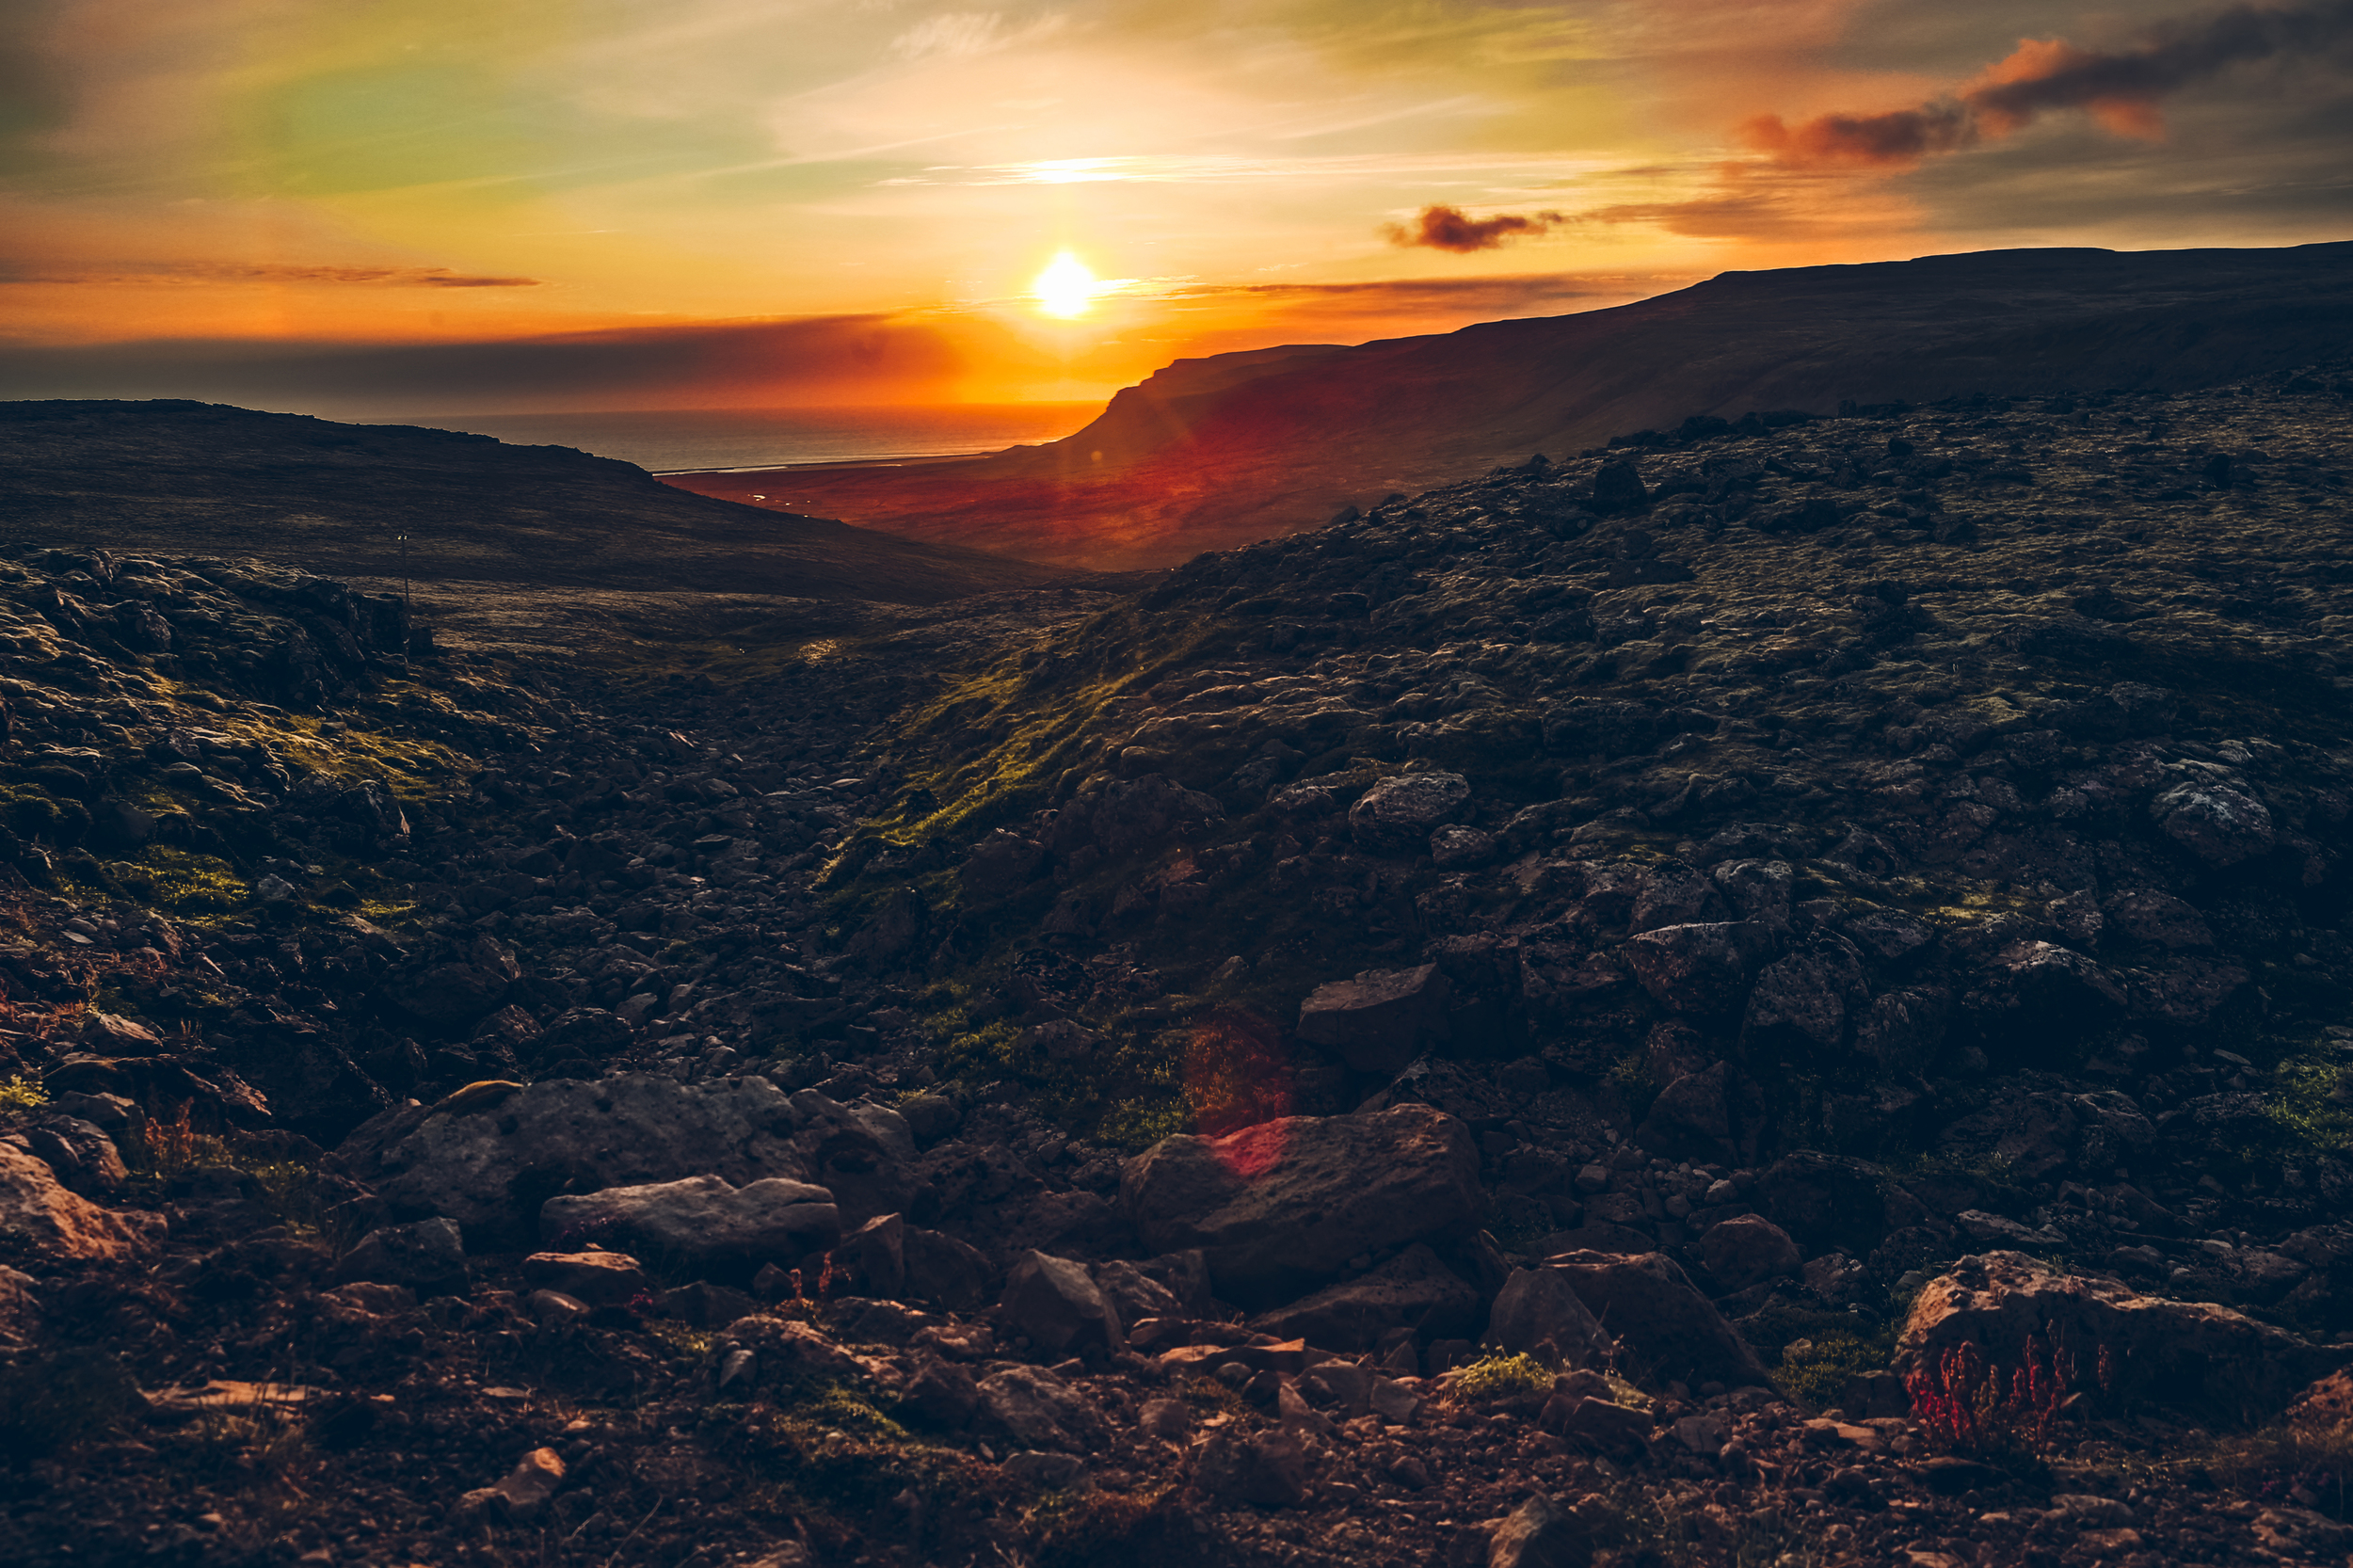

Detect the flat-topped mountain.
xmin=666 ymin=242 xmax=2353 ymax=570
xmin=0 ymin=399 xmax=1073 ymax=604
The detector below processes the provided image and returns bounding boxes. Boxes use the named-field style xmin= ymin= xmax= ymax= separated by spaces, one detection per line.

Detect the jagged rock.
xmin=1699 ymin=1215 xmax=1801 ymax=1291
xmin=1120 ymin=1104 xmax=1482 ymax=1304
xmin=334 ymin=1073 xmax=812 ymax=1249
xmin=1482 ymin=1266 xmax=1613 ymax=1368
xmin=904 ymin=1225 xmax=996 ymax=1310
xmin=459 ymin=1448 xmax=565 ymax=1525
xmin=1294 ymin=964 xmax=1452 ymax=1073
xmin=1486 ymin=1492 xmax=1602 ymax=1568
xmin=1897 ymin=1251 xmax=2344 ymax=1422
xmin=1757 ymin=1151 xmax=1898 ymax=1256
xmin=1348 ymin=772 xmax=1469 ymax=854
xmin=1092 ymin=1258 xmax=1183 ymax=1325
xmin=1250 ymin=1243 xmax=1481 ymax=1351
xmin=1741 ymin=933 xmax=1867 ymax=1048
xmin=960 ymin=830 xmax=1048 ymax=899
xmin=0 ymin=1265 xmax=38 ymax=1345
xmin=1429 ymin=825 xmax=1495 ymax=868
xmin=1543 ymin=1250 xmax=1769 ymax=1388
xmin=903 ymin=1354 xmax=981 ymax=1428
xmin=2152 ymin=780 xmax=2274 ymax=866
xmin=539 ymin=1176 xmax=840 ymax=1285
xmin=0 ymin=1140 xmax=161 ymax=1263
xmin=336 ymin=1217 xmax=467 ymax=1294
xmin=1000 ymin=1450 xmax=1091 ymax=1492
xmin=2105 ymin=888 xmax=2215 ymax=950
xmin=1638 ymin=1062 xmax=1734 ymax=1158
xmin=1621 ymin=921 xmax=1772 ymax=1015
xmin=521 ymin=1249 xmax=648 ymax=1305
xmin=1000 ymin=1250 xmax=1123 ymax=1353
xmin=717 ymin=1315 xmax=872 ymax=1392
xmin=976 ymin=1364 xmax=1103 ymax=1451
xmin=1196 ymin=1429 xmax=1309 ymax=1508
xmin=1628 ymin=859 xmax=1726 ymax=933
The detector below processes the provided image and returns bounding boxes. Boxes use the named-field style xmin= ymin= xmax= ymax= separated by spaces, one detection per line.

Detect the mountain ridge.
xmin=664 ymin=241 xmax=2353 ymax=569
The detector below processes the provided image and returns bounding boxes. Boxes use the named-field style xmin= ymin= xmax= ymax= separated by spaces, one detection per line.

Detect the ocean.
xmin=384 ymin=404 xmax=1099 ymax=473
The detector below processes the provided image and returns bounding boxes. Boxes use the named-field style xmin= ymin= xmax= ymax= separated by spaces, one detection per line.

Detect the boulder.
xmin=977 ymin=1364 xmax=1105 ymax=1451
xmin=1621 ymin=922 xmax=1772 ymax=1015
xmin=1627 ymin=860 xmax=1726 ymax=933
xmin=1741 ymin=934 xmax=1867 ymax=1049
xmin=1487 ymin=1493 xmax=1600 ymax=1568
xmin=1698 ymin=1215 xmax=1801 ymax=1292
xmin=1483 ymin=1267 xmax=1612 ymax=1368
xmin=1756 ymin=1151 xmax=1897 ymax=1256
xmin=1250 ymin=1244 xmax=1481 ymax=1351
xmin=960 ymin=831 xmax=1048 ymax=900
xmin=1120 ymin=1104 xmax=1482 ymax=1305
xmin=336 ymin=1217 xmax=467 ymax=1294
xmin=1295 ymin=965 xmax=1452 ymax=1073
xmin=1001 ymin=1251 xmax=1123 ymax=1354
xmin=1349 ymin=773 xmax=1470 ymax=855
xmin=1429 ymin=825 xmax=1496 ymax=868
xmin=0 ymin=1140 xmax=161 ymax=1263
xmin=831 ymin=1213 xmax=908 ymax=1298
xmin=521 ymin=1249 xmax=648 ymax=1305
xmin=904 ymin=1225 xmax=996 ymax=1310
xmin=334 ymin=1073 xmax=815 ymax=1249
xmin=1544 ymin=1250 xmax=1769 ymax=1388
xmin=539 ymin=1176 xmax=839 ymax=1286
xmin=1197 ymin=1430 xmax=1310 ymax=1508
xmin=1898 ymin=1252 xmax=2344 ymax=1422
xmin=1637 ymin=1062 xmax=1733 ymax=1159
xmin=0 ymin=1265 xmax=38 ymax=1345
xmin=2104 ymin=888 xmax=2214 ymax=950
xmin=715 ymin=1315 xmax=872 ymax=1394
xmin=2151 ymin=781 xmax=2274 ymax=867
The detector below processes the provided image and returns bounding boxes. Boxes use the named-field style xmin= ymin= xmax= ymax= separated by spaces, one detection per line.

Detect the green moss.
xmin=130 ymin=845 xmax=248 ymax=916
xmin=0 ymin=1074 xmax=47 ymax=1115
xmin=2267 ymin=1057 xmax=2353 ymax=1154
xmin=1449 ymin=1352 xmax=1554 ymax=1401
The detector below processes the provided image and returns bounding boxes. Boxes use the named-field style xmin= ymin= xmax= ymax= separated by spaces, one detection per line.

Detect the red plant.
xmin=1906 ymin=1336 xmax=2078 ymax=1459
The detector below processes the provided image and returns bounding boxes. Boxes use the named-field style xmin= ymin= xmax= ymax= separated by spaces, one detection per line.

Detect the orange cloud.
xmin=1741 ymin=0 xmax=2353 ymax=168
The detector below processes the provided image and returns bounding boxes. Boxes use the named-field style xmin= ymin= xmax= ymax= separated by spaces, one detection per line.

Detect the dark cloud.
xmin=1382 ymin=204 xmax=1567 ymax=252
xmin=0 ymin=315 xmax=973 ymax=413
xmin=0 ymin=263 xmax=541 ymax=287
xmin=1743 ymin=0 xmax=2353 ymax=167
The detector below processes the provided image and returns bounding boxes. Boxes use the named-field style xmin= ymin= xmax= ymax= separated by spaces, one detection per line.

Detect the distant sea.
xmin=386 ymin=404 xmax=1098 ymax=473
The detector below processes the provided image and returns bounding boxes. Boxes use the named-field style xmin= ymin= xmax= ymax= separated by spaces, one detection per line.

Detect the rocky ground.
xmin=8 ymin=370 xmax=2353 ymax=1565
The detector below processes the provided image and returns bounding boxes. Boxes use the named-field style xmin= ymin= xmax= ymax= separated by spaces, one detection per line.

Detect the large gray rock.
xmin=1487 ymin=1493 xmax=1601 ymax=1568
xmin=1120 ymin=1105 xmax=1482 ymax=1305
xmin=333 ymin=1074 xmax=824 ymax=1249
xmin=1898 ymin=1251 xmax=2344 ymax=1423
xmin=1697 ymin=1215 xmax=1801 ymax=1291
xmin=1295 ymin=965 xmax=1451 ymax=1073
xmin=1621 ymin=921 xmax=1773 ymax=1015
xmin=337 ymin=1218 xmax=467 ymax=1293
xmin=1349 ymin=772 xmax=1469 ymax=854
xmin=1544 ymin=1250 xmax=1769 ymax=1388
xmin=1483 ymin=1266 xmax=1612 ymax=1368
xmin=1001 ymin=1251 xmax=1123 ymax=1354
xmin=2151 ymin=779 xmax=2274 ymax=867
xmin=1250 ymin=1243 xmax=1481 ymax=1351
xmin=539 ymin=1176 xmax=839 ymax=1285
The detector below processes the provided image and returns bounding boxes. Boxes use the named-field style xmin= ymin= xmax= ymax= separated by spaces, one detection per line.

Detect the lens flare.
xmin=1032 ymin=251 xmax=1096 ymax=318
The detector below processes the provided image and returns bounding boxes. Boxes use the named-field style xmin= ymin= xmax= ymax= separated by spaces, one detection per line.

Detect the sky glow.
xmin=0 ymin=0 xmax=2346 ymax=412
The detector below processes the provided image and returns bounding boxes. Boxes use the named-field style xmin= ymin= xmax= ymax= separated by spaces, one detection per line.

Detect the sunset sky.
xmin=4 ymin=0 xmax=2349 ymax=412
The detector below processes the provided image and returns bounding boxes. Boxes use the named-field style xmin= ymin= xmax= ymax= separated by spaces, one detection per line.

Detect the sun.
xmin=1032 ymin=251 xmax=1096 ymax=318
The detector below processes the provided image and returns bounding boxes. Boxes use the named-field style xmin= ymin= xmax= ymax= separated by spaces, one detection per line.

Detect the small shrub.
xmin=1905 ymin=1336 xmax=2094 ymax=1461
xmin=0 ymin=1074 xmax=47 ymax=1115
xmin=1775 ymin=1331 xmax=1886 ymax=1409
xmin=1449 ymin=1352 xmax=1554 ymax=1402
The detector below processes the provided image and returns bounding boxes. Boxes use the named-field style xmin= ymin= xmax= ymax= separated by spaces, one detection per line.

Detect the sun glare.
xmin=1033 ymin=251 xmax=1096 ymax=318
